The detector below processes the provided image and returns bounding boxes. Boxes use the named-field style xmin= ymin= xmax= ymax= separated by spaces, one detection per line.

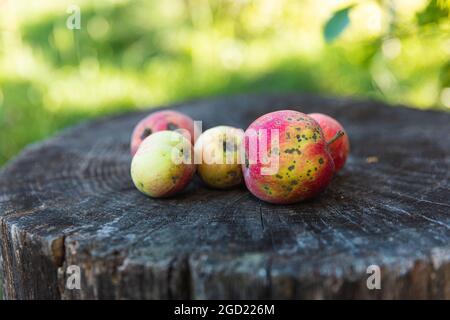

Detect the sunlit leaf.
xmin=417 ymin=0 xmax=450 ymax=25
xmin=440 ymin=61 xmax=450 ymax=87
xmin=324 ymin=5 xmax=354 ymax=43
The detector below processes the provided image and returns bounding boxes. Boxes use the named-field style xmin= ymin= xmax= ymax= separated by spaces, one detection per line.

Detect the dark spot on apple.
xmin=227 ymin=170 xmax=237 ymax=177
xmin=284 ymin=148 xmax=301 ymax=155
xmin=263 ymin=185 xmax=271 ymax=194
xmin=275 ymin=174 xmax=283 ymax=179
xmin=318 ymin=158 xmax=324 ymax=164
xmin=140 ymin=128 xmax=152 ymax=140
xmin=167 ymin=123 xmax=179 ymax=131
xmin=288 ymin=165 xmax=295 ymax=171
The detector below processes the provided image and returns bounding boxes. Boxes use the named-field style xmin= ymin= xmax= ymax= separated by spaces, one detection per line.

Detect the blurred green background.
xmin=0 ymin=0 xmax=449 ymax=167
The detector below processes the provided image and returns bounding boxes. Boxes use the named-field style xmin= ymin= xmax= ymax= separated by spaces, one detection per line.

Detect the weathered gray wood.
xmin=0 ymin=255 xmax=3 ymax=299
xmin=0 ymin=94 xmax=449 ymax=300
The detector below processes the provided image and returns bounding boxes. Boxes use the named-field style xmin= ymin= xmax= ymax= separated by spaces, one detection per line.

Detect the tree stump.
xmin=1 ymin=94 xmax=449 ymax=300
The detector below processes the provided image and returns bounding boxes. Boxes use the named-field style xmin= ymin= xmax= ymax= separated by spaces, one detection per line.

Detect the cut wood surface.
xmin=0 ymin=94 xmax=449 ymax=299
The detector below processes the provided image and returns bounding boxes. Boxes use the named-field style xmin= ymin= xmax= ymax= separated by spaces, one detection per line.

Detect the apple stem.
xmin=327 ymin=130 xmax=345 ymax=146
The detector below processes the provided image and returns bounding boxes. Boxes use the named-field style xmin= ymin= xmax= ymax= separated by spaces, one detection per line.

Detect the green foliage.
xmin=324 ymin=6 xmax=354 ymax=43
xmin=0 ymin=0 xmax=449 ymax=167
xmin=417 ymin=0 xmax=450 ymax=25
xmin=440 ymin=61 xmax=450 ymax=88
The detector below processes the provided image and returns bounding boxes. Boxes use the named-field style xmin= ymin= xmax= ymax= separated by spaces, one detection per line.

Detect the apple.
xmin=309 ymin=113 xmax=349 ymax=172
xmin=130 ymin=110 xmax=196 ymax=156
xmin=242 ymin=110 xmax=335 ymax=204
xmin=194 ymin=126 xmax=244 ymax=189
xmin=131 ymin=131 xmax=195 ymax=198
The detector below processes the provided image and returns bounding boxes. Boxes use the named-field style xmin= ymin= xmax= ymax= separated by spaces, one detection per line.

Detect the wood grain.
xmin=0 ymin=94 xmax=449 ymax=299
